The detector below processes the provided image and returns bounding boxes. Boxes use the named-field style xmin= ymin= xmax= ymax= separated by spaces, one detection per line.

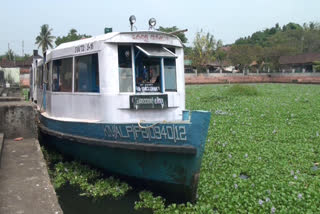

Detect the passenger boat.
xmin=31 ymin=17 xmax=211 ymax=200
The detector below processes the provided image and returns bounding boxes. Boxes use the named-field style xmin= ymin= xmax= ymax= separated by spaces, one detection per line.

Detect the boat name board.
xmin=75 ymin=42 xmax=94 ymax=53
xmin=132 ymin=34 xmax=170 ymax=42
xmin=104 ymin=124 xmax=187 ymax=142
xmin=130 ymin=95 xmax=168 ymax=109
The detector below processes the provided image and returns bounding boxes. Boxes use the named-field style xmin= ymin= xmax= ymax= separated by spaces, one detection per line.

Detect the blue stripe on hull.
xmin=39 ymin=111 xmax=211 ymax=187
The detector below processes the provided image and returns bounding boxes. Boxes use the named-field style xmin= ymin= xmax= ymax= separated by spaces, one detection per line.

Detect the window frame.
xmin=74 ymin=53 xmax=100 ymax=93
xmin=164 ymin=57 xmax=177 ymax=92
xmin=125 ymin=44 xmax=177 ymax=94
xmin=50 ymin=52 xmax=100 ymax=95
xmin=118 ymin=45 xmax=134 ymax=94
xmin=51 ymin=57 xmax=73 ymax=93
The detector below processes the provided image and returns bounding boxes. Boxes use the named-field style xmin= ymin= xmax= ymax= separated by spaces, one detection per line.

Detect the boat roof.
xmin=47 ymin=31 xmax=182 ymax=61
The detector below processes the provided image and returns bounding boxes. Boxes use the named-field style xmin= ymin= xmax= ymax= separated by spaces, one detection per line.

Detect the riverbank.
xmin=185 ymin=73 xmax=320 ymax=84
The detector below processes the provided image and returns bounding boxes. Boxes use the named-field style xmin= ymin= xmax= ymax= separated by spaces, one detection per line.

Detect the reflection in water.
xmin=56 ymin=184 xmax=152 ymax=214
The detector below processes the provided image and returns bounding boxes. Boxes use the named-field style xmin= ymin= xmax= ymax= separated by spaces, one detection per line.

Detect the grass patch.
xmin=224 ymin=84 xmax=258 ymax=96
xmin=22 ymin=88 xmax=29 ymax=100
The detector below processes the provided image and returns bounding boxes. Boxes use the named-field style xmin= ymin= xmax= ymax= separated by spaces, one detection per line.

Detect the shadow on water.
xmin=56 ymin=184 xmax=151 ymax=214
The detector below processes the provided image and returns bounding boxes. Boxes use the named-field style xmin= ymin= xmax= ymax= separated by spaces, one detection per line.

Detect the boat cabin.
xmin=32 ymin=31 xmax=185 ymax=123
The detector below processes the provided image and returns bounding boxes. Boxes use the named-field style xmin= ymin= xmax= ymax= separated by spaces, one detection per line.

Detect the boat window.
xmin=75 ymin=54 xmax=99 ymax=93
xmin=134 ymin=45 xmax=176 ymax=93
xmin=43 ymin=64 xmax=48 ymax=90
xmin=135 ymin=45 xmax=177 ymax=58
xmin=36 ymin=67 xmax=40 ymax=88
xmin=164 ymin=58 xmax=177 ymax=91
xmin=38 ymin=66 xmax=43 ymax=89
xmin=47 ymin=62 xmax=52 ymax=91
xmin=118 ymin=46 xmax=133 ymax=92
xmin=52 ymin=58 xmax=73 ymax=92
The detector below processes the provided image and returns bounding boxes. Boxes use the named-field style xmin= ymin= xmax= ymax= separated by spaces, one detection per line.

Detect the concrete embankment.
xmin=0 ymin=100 xmax=36 ymax=138
xmin=0 ymin=137 xmax=63 ymax=214
xmin=0 ymin=97 xmax=63 ymax=214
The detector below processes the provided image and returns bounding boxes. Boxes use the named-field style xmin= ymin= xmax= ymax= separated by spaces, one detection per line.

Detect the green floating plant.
xmin=42 ymin=147 xmax=131 ymax=199
xmin=135 ymin=84 xmax=320 ymax=213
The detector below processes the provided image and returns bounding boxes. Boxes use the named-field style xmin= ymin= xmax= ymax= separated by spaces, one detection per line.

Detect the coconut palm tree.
xmin=35 ymin=24 xmax=55 ymax=55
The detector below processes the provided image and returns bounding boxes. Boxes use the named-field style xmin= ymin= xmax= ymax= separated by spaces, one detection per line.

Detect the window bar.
xmin=161 ymin=58 xmax=165 ymax=93
xmin=131 ymin=45 xmax=136 ymax=93
xmin=72 ymin=57 xmax=75 ymax=93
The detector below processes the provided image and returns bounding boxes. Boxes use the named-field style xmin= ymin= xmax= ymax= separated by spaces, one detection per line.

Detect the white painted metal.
xmin=33 ymin=31 xmax=185 ymax=123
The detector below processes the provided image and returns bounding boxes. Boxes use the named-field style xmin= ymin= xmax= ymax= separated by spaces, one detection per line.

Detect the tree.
xmin=190 ymin=30 xmax=217 ymax=71
xmin=55 ymin=29 xmax=91 ymax=46
xmin=215 ymin=48 xmax=227 ymax=66
xmin=158 ymin=26 xmax=188 ymax=44
xmin=313 ymin=61 xmax=320 ymax=72
xmin=5 ymin=49 xmax=15 ymax=61
xmin=35 ymin=24 xmax=55 ymax=55
xmin=184 ymin=46 xmax=192 ymax=56
xmin=229 ymin=45 xmax=265 ymax=71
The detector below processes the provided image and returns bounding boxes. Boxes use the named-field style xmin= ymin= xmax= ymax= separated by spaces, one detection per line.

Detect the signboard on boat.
xmin=130 ymin=94 xmax=168 ymax=109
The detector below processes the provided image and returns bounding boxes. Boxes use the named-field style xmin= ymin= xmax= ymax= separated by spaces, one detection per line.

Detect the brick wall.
xmin=185 ymin=73 xmax=320 ymax=84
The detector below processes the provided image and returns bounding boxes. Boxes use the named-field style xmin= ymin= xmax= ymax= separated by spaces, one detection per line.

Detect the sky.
xmin=0 ymin=0 xmax=319 ymax=56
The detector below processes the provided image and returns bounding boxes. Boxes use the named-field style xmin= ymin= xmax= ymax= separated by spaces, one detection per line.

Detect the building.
xmin=0 ymin=50 xmax=42 ymax=87
xmin=279 ymin=53 xmax=320 ymax=73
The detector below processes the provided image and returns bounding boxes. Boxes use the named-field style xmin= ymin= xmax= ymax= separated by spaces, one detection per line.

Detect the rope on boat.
xmin=138 ymin=120 xmax=161 ymax=129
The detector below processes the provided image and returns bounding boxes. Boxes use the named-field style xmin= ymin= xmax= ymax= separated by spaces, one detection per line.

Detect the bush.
xmin=224 ymin=84 xmax=258 ymax=96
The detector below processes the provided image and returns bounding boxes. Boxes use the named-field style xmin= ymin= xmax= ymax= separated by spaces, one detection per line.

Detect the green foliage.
xmin=5 ymin=49 xmax=15 ymax=61
xmin=55 ymin=29 xmax=91 ymax=46
xmin=135 ymin=84 xmax=320 ymax=213
xmin=231 ymin=22 xmax=320 ymax=70
xmin=22 ymin=88 xmax=29 ymax=100
xmin=41 ymin=147 xmax=131 ymax=199
xmin=224 ymin=84 xmax=258 ymax=96
xmin=191 ymin=30 xmax=221 ymax=71
xmin=313 ymin=61 xmax=320 ymax=72
xmin=15 ymin=54 xmax=31 ymax=62
xmin=229 ymin=45 xmax=263 ymax=69
xmin=158 ymin=26 xmax=188 ymax=44
xmin=35 ymin=24 xmax=55 ymax=55
xmin=184 ymin=46 xmax=192 ymax=57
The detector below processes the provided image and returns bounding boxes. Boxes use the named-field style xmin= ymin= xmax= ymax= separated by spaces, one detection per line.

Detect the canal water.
xmin=39 ymin=135 xmax=188 ymax=214
xmin=56 ymin=184 xmax=152 ymax=214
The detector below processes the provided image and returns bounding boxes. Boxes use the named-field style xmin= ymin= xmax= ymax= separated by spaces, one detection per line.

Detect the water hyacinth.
xmin=215 ymin=110 xmax=228 ymax=115
xmin=258 ymin=199 xmax=264 ymax=206
xmin=42 ymin=147 xmax=131 ymax=199
xmin=132 ymin=85 xmax=320 ymax=213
